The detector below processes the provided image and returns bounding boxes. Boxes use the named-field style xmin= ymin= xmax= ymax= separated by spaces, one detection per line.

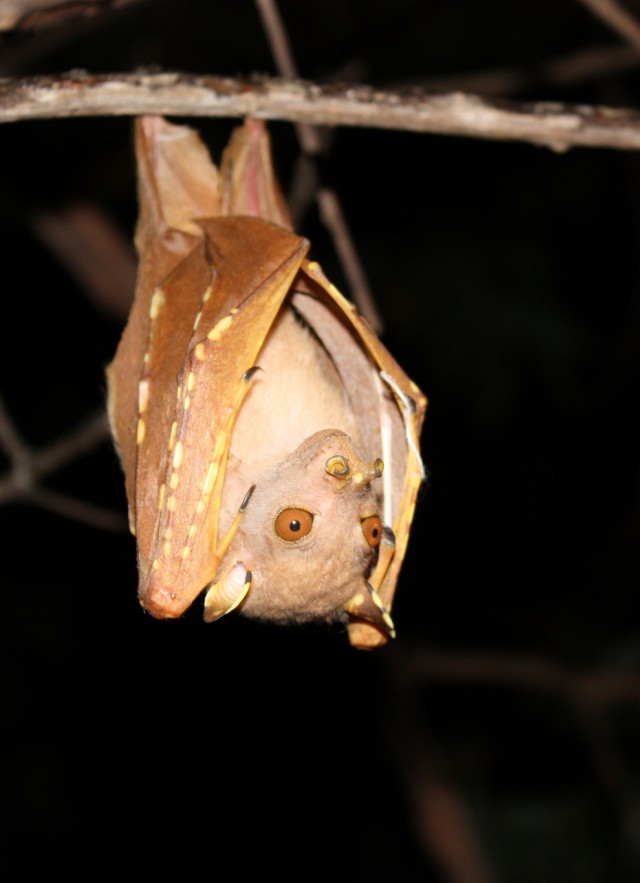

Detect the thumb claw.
xmin=203 ymin=564 xmax=252 ymax=622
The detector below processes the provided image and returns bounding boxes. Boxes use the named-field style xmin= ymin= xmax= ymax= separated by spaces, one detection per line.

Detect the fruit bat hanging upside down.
xmin=107 ymin=116 xmax=426 ymax=650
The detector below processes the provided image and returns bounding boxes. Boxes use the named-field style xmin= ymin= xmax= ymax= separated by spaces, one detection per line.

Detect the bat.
xmin=107 ymin=115 xmax=426 ymax=649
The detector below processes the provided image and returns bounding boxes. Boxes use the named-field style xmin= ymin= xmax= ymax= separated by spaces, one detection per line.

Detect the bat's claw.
xmin=203 ymin=564 xmax=252 ymax=622
xmin=343 ymin=582 xmax=396 ymax=640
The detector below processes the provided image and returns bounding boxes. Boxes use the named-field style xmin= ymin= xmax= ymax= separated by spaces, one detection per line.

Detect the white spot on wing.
xmin=138 ymin=380 xmax=150 ymax=414
xmin=172 ymin=441 xmax=184 ymax=469
xmin=207 ymin=313 xmax=233 ymax=341
xmin=149 ymin=288 xmax=165 ymax=320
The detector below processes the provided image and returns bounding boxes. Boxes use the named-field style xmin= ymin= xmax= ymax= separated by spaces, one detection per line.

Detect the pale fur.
xmin=222 ymin=430 xmax=381 ymax=624
xmin=217 ymin=304 xmax=383 ymax=623
xmin=220 ymin=304 xmax=361 ymax=530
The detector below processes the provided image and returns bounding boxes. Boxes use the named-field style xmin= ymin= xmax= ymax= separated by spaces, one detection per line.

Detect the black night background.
xmin=2 ymin=2 xmax=640 ymax=880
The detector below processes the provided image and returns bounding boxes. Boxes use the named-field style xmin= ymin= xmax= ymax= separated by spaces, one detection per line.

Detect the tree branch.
xmin=3 ymin=71 xmax=640 ymax=151
xmin=578 ymin=0 xmax=640 ymax=54
xmin=0 ymin=399 xmax=125 ymax=531
xmin=392 ymin=645 xmax=640 ymax=706
xmin=0 ymin=0 xmax=145 ymax=33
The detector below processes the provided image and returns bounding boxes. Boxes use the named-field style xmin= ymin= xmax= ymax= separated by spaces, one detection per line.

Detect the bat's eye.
xmin=275 ymin=508 xmax=314 ymax=542
xmin=361 ymin=515 xmax=383 ymax=548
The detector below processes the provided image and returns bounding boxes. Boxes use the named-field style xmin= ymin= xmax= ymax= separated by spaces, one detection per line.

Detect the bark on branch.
xmin=2 ymin=71 xmax=640 ymax=151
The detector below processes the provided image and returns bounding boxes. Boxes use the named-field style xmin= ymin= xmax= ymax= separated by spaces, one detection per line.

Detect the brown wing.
xmin=298 ymin=261 xmax=427 ymax=649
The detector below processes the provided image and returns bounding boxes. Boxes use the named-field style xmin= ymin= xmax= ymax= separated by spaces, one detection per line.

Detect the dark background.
xmin=2 ymin=1 xmax=640 ymax=880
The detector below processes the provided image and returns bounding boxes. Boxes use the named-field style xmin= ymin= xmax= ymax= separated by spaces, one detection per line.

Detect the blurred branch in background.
xmin=0 ymin=0 xmax=151 ymax=75
xmin=30 ymin=202 xmax=135 ymax=320
xmin=391 ymin=644 xmax=640 ymax=707
xmin=389 ymin=669 xmax=497 ymax=883
xmin=0 ymin=0 xmax=145 ymax=33
xmin=0 ymin=196 xmax=133 ymax=533
xmin=0 ymin=395 xmax=124 ymax=530
xmin=387 ymin=646 xmax=640 ymax=878
xmin=578 ymin=0 xmax=640 ymax=53
xmin=254 ymin=0 xmax=383 ymax=331
xmin=417 ymin=44 xmax=640 ymax=96
xmin=578 ymin=705 xmax=640 ymax=869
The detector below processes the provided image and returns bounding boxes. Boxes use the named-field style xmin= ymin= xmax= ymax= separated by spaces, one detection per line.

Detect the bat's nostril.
xmin=325 ymin=454 xmax=350 ymax=478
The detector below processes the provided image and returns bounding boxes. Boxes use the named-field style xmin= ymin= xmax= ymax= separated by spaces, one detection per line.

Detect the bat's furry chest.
xmin=220 ymin=304 xmax=359 ymax=528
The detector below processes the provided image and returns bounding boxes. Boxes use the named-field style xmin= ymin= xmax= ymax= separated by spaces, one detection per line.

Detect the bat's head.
xmin=204 ymin=429 xmax=393 ymax=632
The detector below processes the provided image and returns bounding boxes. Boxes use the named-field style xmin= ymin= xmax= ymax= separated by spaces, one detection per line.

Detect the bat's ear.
xmin=344 ymin=582 xmax=396 ymax=649
xmin=219 ymin=119 xmax=293 ymax=230
xmin=134 ymin=115 xmax=220 ymax=248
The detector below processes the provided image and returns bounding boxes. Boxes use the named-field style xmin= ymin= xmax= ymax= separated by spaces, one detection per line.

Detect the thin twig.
xmin=579 ymin=0 xmax=640 ymax=53
xmin=27 ymin=486 xmax=126 ymax=531
xmin=0 ymin=0 xmax=152 ymax=76
xmin=0 ymin=0 xmax=79 ymax=31
xmin=389 ymin=646 xmax=640 ymax=875
xmin=3 ymin=72 xmax=640 ymax=152
xmin=29 ymin=409 xmax=110 ymax=479
xmin=418 ymin=43 xmax=640 ymax=96
xmin=286 ymin=152 xmax=319 ymax=227
xmin=0 ymin=406 xmax=123 ymax=530
xmin=392 ymin=644 xmax=640 ymax=705
xmin=252 ymin=0 xmax=295 ymax=79
xmin=30 ymin=202 xmax=136 ymax=319
xmin=0 ymin=392 xmax=27 ymax=462
xmin=254 ymin=0 xmax=320 ymax=155
xmin=315 ymin=187 xmax=384 ymax=331
xmin=576 ymin=702 xmax=640 ymax=866
xmin=254 ymin=0 xmax=383 ymax=331
xmin=0 ymin=0 xmax=145 ymax=32
xmin=388 ymin=684 xmax=496 ymax=883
